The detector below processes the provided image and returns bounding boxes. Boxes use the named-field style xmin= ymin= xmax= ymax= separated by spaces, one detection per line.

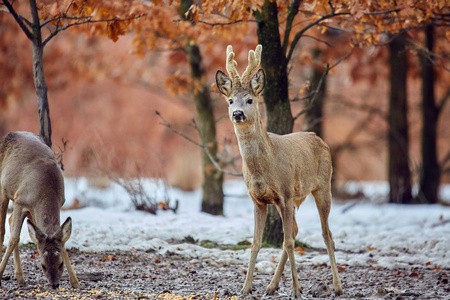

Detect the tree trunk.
xmin=180 ymin=0 xmax=224 ymax=215
xmin=186 ymin=44 xmax=224 ymax=215
xmin=30 ymin=0 xmax=52 ymax=148
xmin=417 ymin=25 xmax=439 ymax=204
xmin=255 ymin=0 xmax=293 ymax=247
xmin=32 ymin=41 xmax=52 ymax=148
xmin=305 ymin=49 xmax=326 ymax=137
xmin=388 ymin=33 xmax=412 ymax=204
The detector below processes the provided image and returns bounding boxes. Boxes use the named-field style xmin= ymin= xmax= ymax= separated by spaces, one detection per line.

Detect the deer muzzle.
xmin=232 ymin=110 xmax=246 ymax=123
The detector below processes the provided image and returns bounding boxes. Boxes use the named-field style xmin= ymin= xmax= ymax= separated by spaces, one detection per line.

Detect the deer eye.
xmin=228 ymin=99 xmax=233 ymax=104
xmin=42 ymin=264 xmax=47 ymax=271
xmin=247 ymin=99 xmax=253 ymax=104
xmin=59 ymin=262 xmax=64 ymax=269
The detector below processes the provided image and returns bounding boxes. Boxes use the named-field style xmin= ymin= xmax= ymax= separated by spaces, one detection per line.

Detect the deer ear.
xmin=52 ymin=217 xmax=72 ymax=243
xmin=251 ymin=69 xmax=265 ymax=96
xmin=216 ymin=70 xmax=232 ymax=97
xmin=27 ymin=219 xmax=46 ymax=244
xmin=60 ymin=217 xmax=72 ymax=243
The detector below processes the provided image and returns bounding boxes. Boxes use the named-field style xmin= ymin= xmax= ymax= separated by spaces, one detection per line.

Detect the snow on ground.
xmin=5 ymin=178 xmax=450 ymax=274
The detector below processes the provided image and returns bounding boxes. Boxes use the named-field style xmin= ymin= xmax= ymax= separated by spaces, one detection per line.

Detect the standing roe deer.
xmin=0 ymin=131 xmax=80 ymax=289
xmin=216 ymin=45 xmax=343 ymax=298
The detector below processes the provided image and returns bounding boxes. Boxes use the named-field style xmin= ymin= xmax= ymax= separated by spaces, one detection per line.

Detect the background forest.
xmin=1 ymin=1 xmax=449 ymax=216
xmin=0 ymin=1 xmax=449 ymax=298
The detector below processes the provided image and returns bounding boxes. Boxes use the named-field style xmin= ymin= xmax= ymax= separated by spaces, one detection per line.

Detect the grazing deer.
xmin=0 ymin=131 xmax=80 ymax=289
xmin=216 ymin=45 xmax=343 ymax=298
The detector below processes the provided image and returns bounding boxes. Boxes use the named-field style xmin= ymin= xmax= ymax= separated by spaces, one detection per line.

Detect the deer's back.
xmin=0 ymin=132 xmax=64 ymax=207
xmin=264 ymin=131 xmax=331 ymax=200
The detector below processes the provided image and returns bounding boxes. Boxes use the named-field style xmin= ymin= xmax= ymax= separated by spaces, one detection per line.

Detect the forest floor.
xmin=0 ymin=246 xmax=448 ymax=300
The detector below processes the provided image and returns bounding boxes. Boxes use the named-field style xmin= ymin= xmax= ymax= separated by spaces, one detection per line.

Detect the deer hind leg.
xmin=312 ymin=189 xmax=343 ymax=295
xmin=241 ymin=203 xmax=267 ymax=295
xmin=0 ymin=205 xmax=26 ymax=285
xmin=266 ymin=206 xmax=299 ymax=295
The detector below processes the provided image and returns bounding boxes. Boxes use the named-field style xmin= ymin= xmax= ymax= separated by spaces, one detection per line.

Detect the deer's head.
xmin=27 ymin=217 xmax=72 ymax=289
xmin=216 ymin=45 xmax=265 ymax=127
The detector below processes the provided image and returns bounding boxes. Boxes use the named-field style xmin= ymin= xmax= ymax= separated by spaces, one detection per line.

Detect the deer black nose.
xmin=233 ymin=110 xmax=245 ymax=120
xmin=52 ymin=283 xmax=60 ymax=289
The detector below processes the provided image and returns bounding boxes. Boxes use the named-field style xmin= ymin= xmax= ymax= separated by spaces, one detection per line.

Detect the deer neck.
xmin=32 ymin=196 xmax=62 ymax=236
xmin=234 ymin=121 xmax=272 ymax=163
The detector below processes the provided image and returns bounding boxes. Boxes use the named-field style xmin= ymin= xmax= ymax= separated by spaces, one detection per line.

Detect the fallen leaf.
xmin=103 ymin=255 xmax=115 ymax=262
xmin=338 ymin=266 xmax=347 ymax=272
xmin=295 ymin=246 xmax=306 ymax=255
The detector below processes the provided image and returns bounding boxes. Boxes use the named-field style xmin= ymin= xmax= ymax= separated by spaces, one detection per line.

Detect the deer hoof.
xmin=265 ymin=285 xmax=279 ymax=296
xmin=16 ymin=276 xmax=25 ymax=285
xmin=240 ymin=285 xmax=252 ymax=295
xmin=334 ymin=281 xmax=343 ymax=296
xmin=335 ymin=286 xmax=344 ymax=296
xmin=291 ymin=287 xmax=303 ymax=299
xmin=70 ymin=280 xmax=81 ymax=289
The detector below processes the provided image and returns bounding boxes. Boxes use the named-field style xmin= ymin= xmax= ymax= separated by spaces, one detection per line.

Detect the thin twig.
xmin=155 ymin=111 xmax=243 ymax=177
xmin=438 ymin=87 xmax=450 ymax=112
xmin=42 ymin=14 xmax=146 ymax=47
xmin=54 ymin=138 xmax=68 ymax=171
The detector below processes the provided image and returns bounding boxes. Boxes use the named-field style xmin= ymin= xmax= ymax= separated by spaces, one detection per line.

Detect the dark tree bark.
xmin=3 ymin=0 xmax=52 ymax=148
xmin=417 ymin=25 xmax=440 ymax=204
xmin=181 ymin=0 xmax=224 ymax=215
xmin=31 ymin=38 xmax=52 ymax=148
xmin=256 ymin=0 xmax=293 ymax=135
xmin=255 ymin=0 xmax=293 ymax=247
xmin=388 ymin=33 xmax=412 ymax=204
xmin=305 ymin=49 xmax=326 ymax=138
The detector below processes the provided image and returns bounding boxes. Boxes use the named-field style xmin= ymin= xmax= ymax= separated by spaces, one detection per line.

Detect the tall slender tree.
xmin=180 ymin=0 xmax=224 ymax=215
xmin=387 ymin=33 xmax=412 ymax=204
xmin=417 ymin=25 xmax=439 ymax=204
xmin=1 ymin=0 xmax=140 ymax=148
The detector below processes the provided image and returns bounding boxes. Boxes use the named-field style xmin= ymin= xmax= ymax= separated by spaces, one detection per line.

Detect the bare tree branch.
xmin=301 ymin=34 xmax=333 ymax=47
xmin=282 ymin=0 xmax=301 ymax=56
xmin=293 ymin=47 xmax=353 ymax=121
xmin=441 ymin=151 xmax=450 ymax=171
xmin=155 ymin=111 xmax=243 ymax=177
xmin=286 ymin=11 xmax=350 ymax=64
xmin=438 ymin=87 xmax=450 ymax=113
xmin=1 ymin=0 xmax=34 ymax=41
xmin=54 ymin=138 xmax=68 ymax=171
xmin=42 ymin=14 xmax=145 ymax=48
xmin=293 ymin=64 xmax=329 ymax=121
xmin=328 ymin=47 xmax=354 ymax=69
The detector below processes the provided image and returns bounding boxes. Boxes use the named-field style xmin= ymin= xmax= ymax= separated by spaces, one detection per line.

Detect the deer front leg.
xmin=9 ymin=215 xmax=25 ymax=285
xmin=62 ymin=248 xmax=80 ymax=289
xmin=241 ymin=203 xmax=266 ymax=295
xmin=0 ymin=208 xmax=26 ymax=285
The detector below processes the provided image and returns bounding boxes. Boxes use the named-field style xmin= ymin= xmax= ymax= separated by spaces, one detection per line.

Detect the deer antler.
xmin=241 ymin=44 xmax=262 ymax=85
xmin=226 ymin=45 xmax=240 ymax=84
xmin=225 ymin=45 xmax=262 ymax=87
